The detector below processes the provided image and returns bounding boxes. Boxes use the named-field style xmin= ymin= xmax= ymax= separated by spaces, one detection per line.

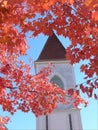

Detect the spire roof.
xmin=37 ymin=33 xmax=66 ymax=61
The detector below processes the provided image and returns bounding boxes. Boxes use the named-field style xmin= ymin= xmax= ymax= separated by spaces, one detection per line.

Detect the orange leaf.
xmin=85 ymin=0 xmax=92 ymax=6
xmin=92 ymin=11 xmax=98 ymax=21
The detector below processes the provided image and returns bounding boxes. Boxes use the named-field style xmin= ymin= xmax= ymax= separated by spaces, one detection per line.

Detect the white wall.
xmin=35 ymin=60 xmax=82 ymax=130
xmin=35 ymin=60 xmax=76 ymax=90
xmin=36 ymin=108 xmax=82 ymax=130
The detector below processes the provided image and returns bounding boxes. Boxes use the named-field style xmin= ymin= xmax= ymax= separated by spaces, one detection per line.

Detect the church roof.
xmin=37 ymin=33 xmax=66 ymax=61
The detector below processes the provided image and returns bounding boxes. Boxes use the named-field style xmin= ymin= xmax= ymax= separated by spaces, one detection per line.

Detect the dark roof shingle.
xmin=37 ymin=33 xmax=66 ymax=61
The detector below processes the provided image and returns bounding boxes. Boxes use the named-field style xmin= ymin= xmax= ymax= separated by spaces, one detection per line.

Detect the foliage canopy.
xmin=0 ymin=0 xmax=98 ymax=127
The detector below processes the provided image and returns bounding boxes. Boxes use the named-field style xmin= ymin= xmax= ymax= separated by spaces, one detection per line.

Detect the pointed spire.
xmin=37 ymin=33 xmax=66 ymax=61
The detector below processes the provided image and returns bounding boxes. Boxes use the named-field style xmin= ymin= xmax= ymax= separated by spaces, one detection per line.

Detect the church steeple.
xmin=37 ymin=33 xmax=66 ymax=61
xmin=35 ymin=34 xmax=83 ymax=130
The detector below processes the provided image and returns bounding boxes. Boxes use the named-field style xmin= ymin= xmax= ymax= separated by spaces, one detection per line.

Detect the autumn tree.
xmin=0 ymin=0 xmax=98 ymax=127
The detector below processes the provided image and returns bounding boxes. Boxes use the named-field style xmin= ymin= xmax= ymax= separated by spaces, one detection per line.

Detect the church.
xmin=34 ymin=33 xmax=82 ymax=130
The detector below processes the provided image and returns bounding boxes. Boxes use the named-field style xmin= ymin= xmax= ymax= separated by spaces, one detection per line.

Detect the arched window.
xmin=50 ymin=75 xmax=64 ymax=89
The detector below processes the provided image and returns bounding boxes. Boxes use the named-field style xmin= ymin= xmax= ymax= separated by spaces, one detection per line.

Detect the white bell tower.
xmin=35 ymin=33 xmax=82 ymax=130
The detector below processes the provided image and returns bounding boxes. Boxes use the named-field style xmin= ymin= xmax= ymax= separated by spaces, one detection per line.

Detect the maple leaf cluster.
xmin=0 ymin=116 xmax=9 ymax=130
xmin=0 ymin=0 xmax=98 ymax=126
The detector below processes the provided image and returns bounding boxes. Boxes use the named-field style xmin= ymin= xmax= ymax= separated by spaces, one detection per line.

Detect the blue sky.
xmin=1 ymin=34 xmax=98 ymax=130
